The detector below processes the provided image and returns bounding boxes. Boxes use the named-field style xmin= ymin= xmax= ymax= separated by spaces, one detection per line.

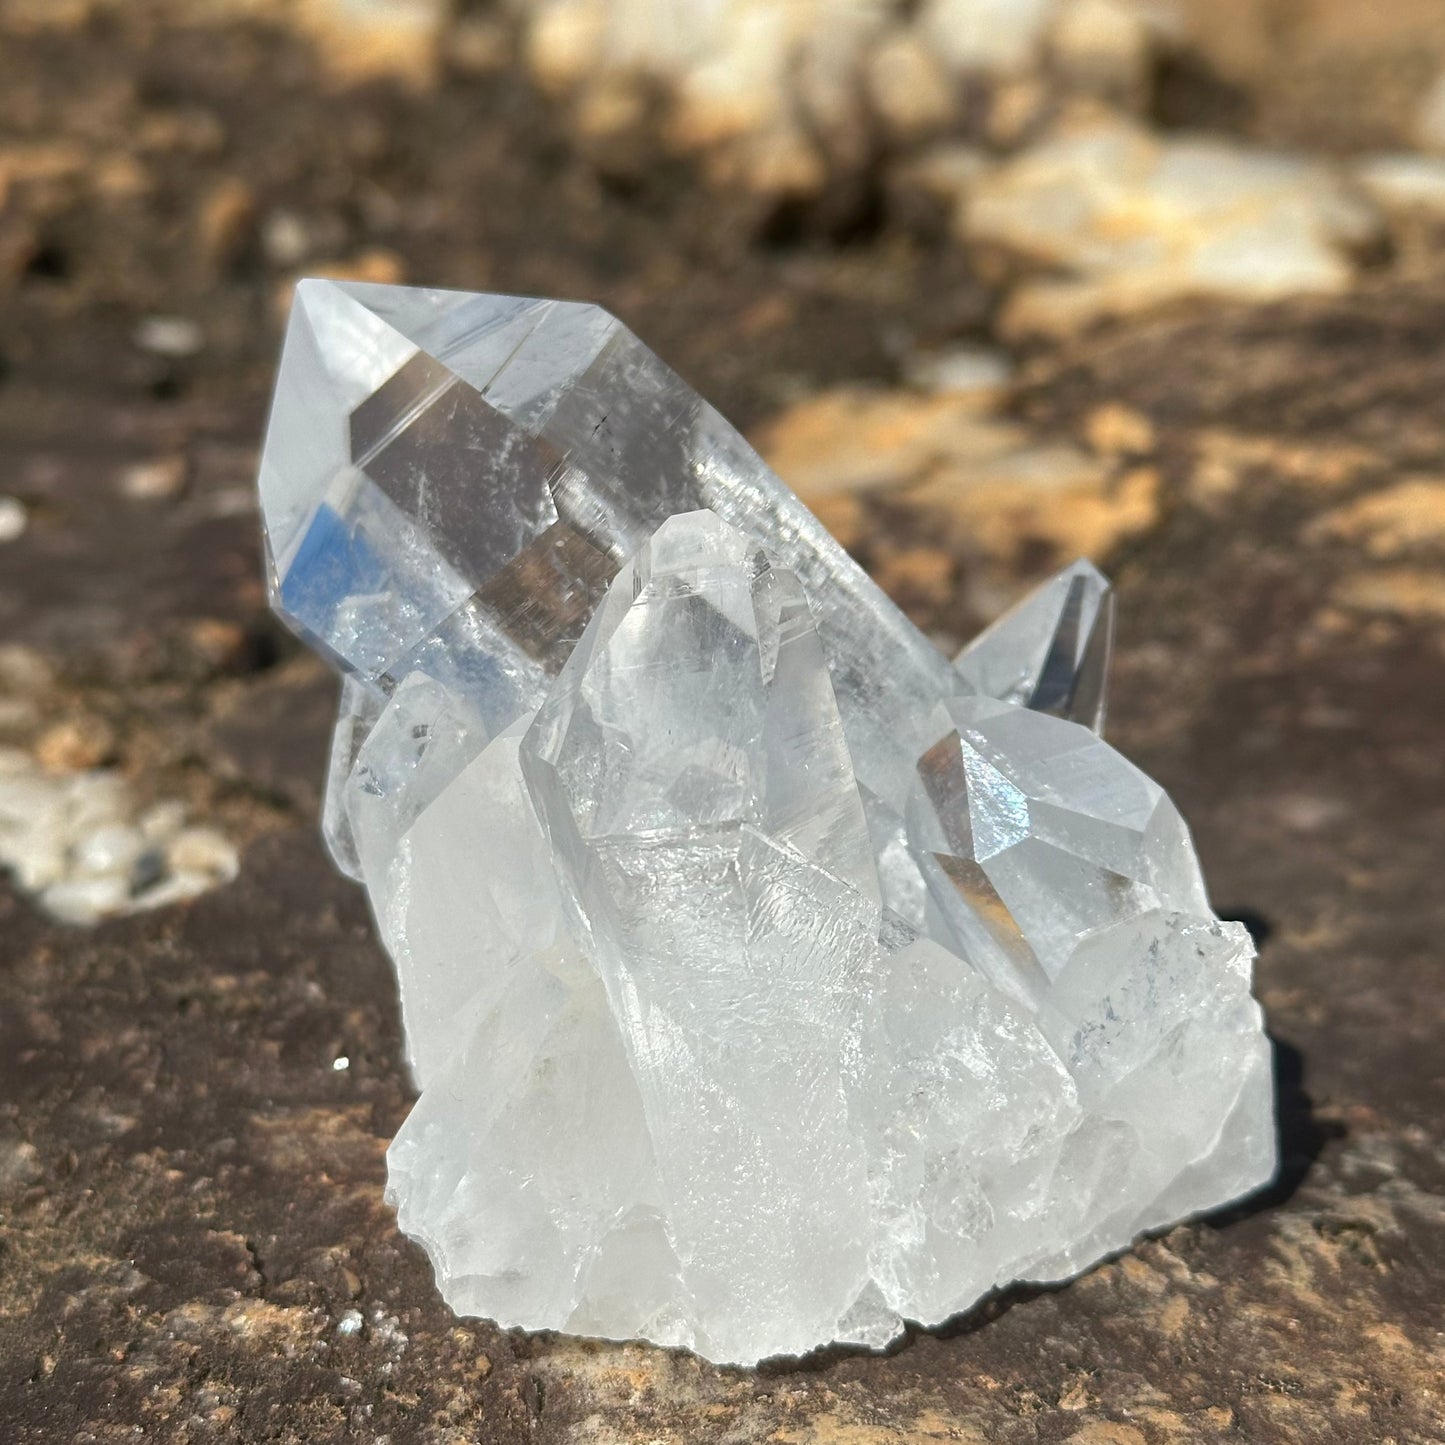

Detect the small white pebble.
xmin=166 ymin=827 xmax=240 ymax=882
xmin=333 ymin=1056 xmax=350 ymax=1071
xmin=0 ymin=697 xmax=40 ymax=734
xmin=0 ymin=645 xmax=53 ymax=694
xmin=63 ymin=772 xmax=131 ymax=833
xmin=0 ymin=774 xmax=65 ymax=831
xmin=368 ymin=1311 xmax=407 ymax=1351
xmin=262 ymin=210 xmax=310 ymax=267
xmin=0 ymin=1136 xmax=41 ymax=1189
xmin=119 ymin=456 xmax=188 ymax=501
xmin=40 ymin=874 xmax=130 ymax=925
xmin=139 ymin=800 xmax=188 ymax=842
xmin=0 ymin=497 xmax=28 ymax=544
xmin=906 ymin=345 xmax=1013 ymax=398
xmin=8 ymin=838 xmax=67 ymax=894
xmin=72 ymin=823 xmax=146 ymax=879
xmin=336 ymin=1309 xmax=364 ymax=1337
xmin=0 ymin=747 xmax=37 ymax=778
xmin=134 ymin=315 xmax=204 ymax=358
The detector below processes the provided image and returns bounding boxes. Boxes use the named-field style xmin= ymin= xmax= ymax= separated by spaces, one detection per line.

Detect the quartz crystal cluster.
xmin=258 ymin=281 xmax=1276 ymax=1364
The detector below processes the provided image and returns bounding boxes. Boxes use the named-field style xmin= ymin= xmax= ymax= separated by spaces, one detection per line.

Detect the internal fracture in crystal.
xmin=259 ymin=280 xmax=1276 ymax=1364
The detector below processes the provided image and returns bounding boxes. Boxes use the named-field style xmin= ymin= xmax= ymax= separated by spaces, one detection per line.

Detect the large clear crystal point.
xmin=263 ymin=280 xmax=958 ymax=817
xmin=258 ymin=282 xmax=1276 ymax=1365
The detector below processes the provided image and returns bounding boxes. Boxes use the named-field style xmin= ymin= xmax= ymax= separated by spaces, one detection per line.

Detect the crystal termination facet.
xmin=258 ymin=281 xmax=1276 ymax=1365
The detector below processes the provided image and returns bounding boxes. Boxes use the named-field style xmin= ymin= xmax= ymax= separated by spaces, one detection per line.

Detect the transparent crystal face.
xmin=259 ymin=282 xmax=1276 ymax=1364
xmin=264 ymin=280 xmax=959 ymax=806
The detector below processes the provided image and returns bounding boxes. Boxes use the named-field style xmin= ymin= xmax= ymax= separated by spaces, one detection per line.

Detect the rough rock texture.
xmin=5 ymin=278 xmax=1442 ymax=1440
xmin=0 ymin=3 xmax=1442 ymax=1441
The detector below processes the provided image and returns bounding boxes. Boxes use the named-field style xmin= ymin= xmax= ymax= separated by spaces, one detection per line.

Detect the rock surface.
xmin=5 ymin=275 xmax=1441 ymax=1439
xmin=0 ymin=2 xmax=1442 ymax=1441
xmin=962 ymin=116 xmax=1383 ymax=335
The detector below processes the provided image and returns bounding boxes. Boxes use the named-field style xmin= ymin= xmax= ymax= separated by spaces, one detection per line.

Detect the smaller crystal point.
xmin=955 ymin=559 xmax=1114 ymax=733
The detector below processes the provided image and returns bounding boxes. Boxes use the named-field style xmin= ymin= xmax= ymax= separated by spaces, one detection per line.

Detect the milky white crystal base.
xmin=259 ymin=282 xmax=1276 ymax=1365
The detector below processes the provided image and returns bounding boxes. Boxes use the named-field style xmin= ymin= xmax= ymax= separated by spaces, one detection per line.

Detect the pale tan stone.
xmin=919 ymin=0 xmax=1057 ymax=76
xmin=1306 ymin=479 xmax=1445 ymax=557
xmin=296 ymin=0 xmax=446 ymax=83
xmin=964 ymin=117 xmax=1383 ymax=335
xmin=1333 ymin=568 xmax=1445 ymax=621
xmin=35 ymin=717 xmax=116 ymax=775
xmin=1415 ymin=71 xmax=1445 ymax=154
xmin=1354 ymin=154 xmax=1445 ymax=221
xmin=866 ymin=30 xmax=957 ymax=143
xmin=526 ymin=0 xmax=609 ymax=96
xmin=1048 ymin=0 xmax=1155 ymax=108
xmin=1084 ymin=402 xmax=1156 ymax=457
xmin=754 ymin=385 xmax=1157 ymax=581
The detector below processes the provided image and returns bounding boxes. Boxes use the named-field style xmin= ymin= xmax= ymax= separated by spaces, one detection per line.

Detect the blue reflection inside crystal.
xmin=279 ymin=500 xmax=382 ymax=642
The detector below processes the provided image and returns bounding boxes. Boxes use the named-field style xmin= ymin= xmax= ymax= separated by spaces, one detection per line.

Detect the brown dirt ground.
xmin=0 ymin=4 xmax=1442 ymax=1443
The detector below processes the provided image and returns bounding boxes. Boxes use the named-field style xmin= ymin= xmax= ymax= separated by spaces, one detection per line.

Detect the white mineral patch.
xmin=0 ymin=496 xmax=28 ymax=544
xmin=1354 ymin=153 xmax=1445 ymax=221
xmin=133 ymin=315 xmax=204 ymax=358
xmin=0 ymin=747 xmax=240 ymax=925
xmin=511 ymin=0 xmax=1172 ymax=194
xmin=258 ymin=280 xmax=1277 ymax=1364
xmin=903 ymin=344 xmax=1013 ymax=400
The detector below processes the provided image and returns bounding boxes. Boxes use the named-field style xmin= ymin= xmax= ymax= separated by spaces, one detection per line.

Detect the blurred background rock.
xmin=5 ymin=0 xmax=1445 ymax=632
xmin=0 ymin=3 xmax=1442 ymax=1442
